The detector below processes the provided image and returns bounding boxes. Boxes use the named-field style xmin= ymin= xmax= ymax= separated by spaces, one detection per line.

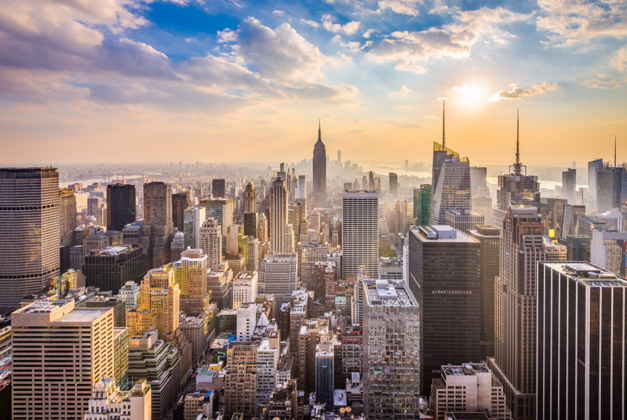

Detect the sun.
xmin=453 ymin=84 xmax=486 ymax=107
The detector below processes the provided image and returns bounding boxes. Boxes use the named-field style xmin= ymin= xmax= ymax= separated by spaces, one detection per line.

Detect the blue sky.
xmin=0 ymin=0 xmax=626 ymax=165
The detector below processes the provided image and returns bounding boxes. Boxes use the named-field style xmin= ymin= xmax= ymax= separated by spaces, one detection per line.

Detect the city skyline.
xmin=1 ymin=0 xmax=626 ymax=165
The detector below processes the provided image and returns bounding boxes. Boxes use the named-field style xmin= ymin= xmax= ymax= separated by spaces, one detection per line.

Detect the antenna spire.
xmin=442 ymin=99 xmax=446 ymax=148
xmin=318 ymin=118 xmax=321 ymax=142
xmin=615 ymin=134 xmax=617 ymax=168
xmin=516 ymin=108 xmax=520 ymax=167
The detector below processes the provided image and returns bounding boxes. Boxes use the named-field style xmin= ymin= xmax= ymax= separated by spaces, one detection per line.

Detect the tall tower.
xmin=107 ymin=183 xmax=136 ymax=232
xmin=313 ymin=120 xmax=327 ymax=207
xmin=342 ymin=191 xmax=379 ymax=280
xmin=171 ymin=190 xmax=191 ymax=232
xmin=488 ymin=205 xmax=546 ymax=420
xmin=0 ymin=167 xmax=60 ymax=311
xmin=199 ymin=218 xmax=222 ymax=270
xmin=244 ymin=181 xmax=257 ymax=213
xmin=270 ymin=177 xmax=289 ymax=252
xmin=143 ymin=182 xmax=174 ymax=269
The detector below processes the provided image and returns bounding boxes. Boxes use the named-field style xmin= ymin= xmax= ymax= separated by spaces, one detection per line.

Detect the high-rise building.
xmin=60 ymin=187 xmax=77 ymax=246
xmin=561 ymin=168 xmax=576 ymax=203
xmin=107 ymin=183 xmax=136 ymax=231
xmin=0 ymin=167 xmax=60 ymax=310
xmin=408 ymin=225 xmax=481 ymax=395
xmin=539 ymin=197 xmax=567 ymax=238
xmin=468 ymin=225 xmax=500 ymax=360
xmin=119 ymin=280 xmax=141 ymax=311
xmin=259 ymin=252 xmax=298 ymax=306
xmin=431 ymin=363 xmax=511 ymax=420
xmin=199 ymin=218 xmax=222 ymax=270
xmin=198 ymin=197 xmax=234 ymax=231
xmin=12 ymin=299 xmax=115 ymax=420
xmin=179 ymin=248 xmax=210 ymax=316
xmin=232 ymin=271 xmax=258 ymax=310
xmin=83 ymin=245 xmax=145 ymax=292
xmin=313 ymin=121 xmax=327 ymax=207
xmin=362 ymin=279 xmax=420 ymax=420
xmin=561 ymin=203 xmax=585 ymax=238
xmin=470 ymin=166 xmax=488 ymax=197
xmin=342 ymin=191 xmax=379 ymax=280
xmin=537 ymin=262 xmax=627 ymax=420
xmin=445 ymin=210 xmax=485 ymax=234
xmin=413 ymin=184 xmax=432 ymax=227
xmin=596 ymin=164 xmax=624 ymax=213
xmin=270 ymin=177 xmax=289 ymax=253
xmin=83 ymin=379 xmax=152 ymax=420
xmin=557 ymin=235 xmax=591 ymax=262
xmin=590 ymin=229 xmax=627 ymax=276
xmin=172 ymin=190 xmax=191 ymax=232
xmin=244 ymin=181 xmax=256 ymax=213
xmin=587 ymin=158 xmax=604 ymax=212
xmin=489 ymin=205 xmax=545 ymax=420
xmin=298 ymin=175 xmax=307 ymax=199
xmin=389 ymin=172 xmax=398 ymax=197
xmin=315 ymin=341 xmax=335 ymax=410
xmin=495 ymin=112 xmax=541 ymax=227
xmin=143 ymin=182 xmax=174 ymax=269
xmin=224 ymin=342 xmax=258 ymax=419
xmin=430 ymin=138 xmax=471 ymax=225
xmin=212 ymin=179 xmax=226 ymax=198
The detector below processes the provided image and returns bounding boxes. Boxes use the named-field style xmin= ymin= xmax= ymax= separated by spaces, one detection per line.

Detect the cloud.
xmin=386 ymin=119 xmax=422 ymax=129
xmin=332 ymin=35 xmax=361 ymax=52
xmin=389 ymin=85 xmax=413 ymax=98
xmin=300 ymin=19 xmax=320 ymax=28
xmin=582 ymin=73 xmax=625 ymax=89
xmin=377 ymin=0 xmax=423 ymax=17
xmin=393 ymin=105 xmax=418 ymax=110
xmin=321 ymin=14 xmax=361 ymax=35
xmin=489 ymin=83 xmax=560 ymax=101
xmin=217 ymin=28 xmax=238 ymax=43
xmin=272 ymin=10 xmax=285 ymax=16
xmin=611 ymin=47 xmax=627 ymax=72
xmin=363 ymin=29 xmax=377 ymax=38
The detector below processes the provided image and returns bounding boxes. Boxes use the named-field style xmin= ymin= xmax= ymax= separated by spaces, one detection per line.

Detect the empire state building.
xmin=313 ymin=120 xmax=327 ymax=207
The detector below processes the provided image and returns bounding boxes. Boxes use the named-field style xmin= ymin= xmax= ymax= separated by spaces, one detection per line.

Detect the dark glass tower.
xmin=313 ymin=120 xmax=327 ymax=207
xmin=212 ymin=179 xmax=226 ymax=198
xmin=172 ymin=191 xmax=191 ymax=232
xmin=106 ymin=183 xmax=136 ymax=232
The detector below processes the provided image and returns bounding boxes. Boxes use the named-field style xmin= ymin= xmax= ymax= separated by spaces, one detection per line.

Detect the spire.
xmin=615 ymin=134 xmax=617 ymax=168
xmin=516 ymin=108 xmax=520 ymax=167
xmin=442 ymin=99 xmax=446 ymax=148
xmin=318 ymin=118 xmax=321 ymax=143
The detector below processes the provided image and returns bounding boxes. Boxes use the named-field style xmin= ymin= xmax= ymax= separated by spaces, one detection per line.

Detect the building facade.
xmin=342 ymin=191 xmax=379 ymax=280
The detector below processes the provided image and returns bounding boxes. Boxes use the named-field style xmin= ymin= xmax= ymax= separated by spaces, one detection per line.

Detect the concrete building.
xmin=179 ymin=249 xmax=210 ymax=316
xmin=83 ymin=245 xmax=145 ymax=292
xmin=489 ymin=206 xmax=545 ymax=420
xmin=224 ymin=342 xmax=258 ymax=419
xmin=430 ymin=363 xmax=511 ymax=420
xmin=408 ymin=225 xmax=481 ymax=395
xmin=82 ymin=379 xmax=152 ymax=420
xmin=180 ymin=306 xmax=216 ymax=364
xmin=259 ymin=252 xmax=298 ymax=306
xmin=445 ymin=210 xmax=485 ymax=234
xmin=119 ymin=281 xmax=141 ymax=311
xmin=236 ymin=302 xmax=257 ymax=342
xmin=143 ymin=182 xmax=174 ymax=269
xmin=232 ymin=271 xmax=258 ymax=310
xmin=257 ymin=335 xmax=280 ymax=404
xmin=0 ymin=167 xmax=60 ymax=310
xmin=200 ymin=217 xmax=222 ymax=270
xmin=537 ymin=262 xmax=627 ymax=420
xmin=342 ymin=191 xmax=379 ymax=280
xmin=389 ymin=172 xmax=398 ymax=197
xmin=198 ymin=197 xmax=233 ymax=234
xmin=362 ymin=279 xmax=420 ymax=420
xmin=12 ymin=300 xmax=116 ymax=420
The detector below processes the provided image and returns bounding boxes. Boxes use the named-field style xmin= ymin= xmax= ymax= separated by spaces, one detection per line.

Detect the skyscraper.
xmin=468 ymin=225 xmax=500 ymax=360
xmin=143 ymin=182 xmax=174 ymax=269
xmin=172 ymin=190 xmax=191 ymax=232
xmin=0 ymin=167 xmax=60 ymax=310
xmin=107 ymin=183 xmax=136 ymax=231
xmin=389 ymin=172 xmax=398 ymax=197
xmin=587 ymin=158 xmax=603 ymax=212
xmin=342 ymin=191 xmax=379 ymax=280
xmin=298 ymin=175 xmax=307 ymax=199
xmin=313 ymin=121 xmax=327 ymax=207
xmin=561 ymin=168 xmax=576 ymax=203
xmin=199 ymin=217 xmax=222 ymax=270
xmin=596 ymin=163 xmax=624 ymax=213
xmin=489 ymin=205 xmax=545 ymax=420
xmin=495 ymin=111 xmax=540 ymax=223
xmin=259 ymin=252 xmax=298 ymax=306
xmin=59 ymin=187 xmax=77 ymax=246
xmin=244 ymin=181 xmax=256 ymax=213
xmin=408 ymin=225 xmax=481 ymax=395
xmin=212 ymin=179 xmax=226 ymax=198
xmin=270 ymin=177 xmax=289 ymax=253
xmin=537 ymin=262 xmax=627 ymax=420
xmin=413 ymin=184 xmax=432 ymax=227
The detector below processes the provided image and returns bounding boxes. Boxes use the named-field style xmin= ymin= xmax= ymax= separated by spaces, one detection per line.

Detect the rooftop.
xmin=546 ymin=262 xmax=627 ymax=286
xmin=442 ymin=363 xmax=491 ymax=377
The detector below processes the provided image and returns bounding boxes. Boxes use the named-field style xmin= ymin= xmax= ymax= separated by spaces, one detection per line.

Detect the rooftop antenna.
xmin=615 ymin=135 xmax=617 ymax=168
xmin=516 ymin=108 xmax=520 ymax=168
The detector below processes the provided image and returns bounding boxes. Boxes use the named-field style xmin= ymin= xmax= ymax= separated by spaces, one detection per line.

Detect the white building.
xmin=199 ymin=217 xmax=222 ymax=270
xmin=342 ymin=191 xmax=379 ymax=280
xmin=119 ymin=281 xmax=141 ymax=311
xmin=258 ymin=252 xmax=298 ymax=306
xmin=232 ymin=271 xmax=258 ymax=310
xmin=83 ymin=379 xmax=151 ymax=420
xmin=257 ymin=336 xmax=280 ymax=404
xmin=236 ymin=302 xmax=257 ymax=342
xmin=247 ymin=238 xmax=260 ymax=272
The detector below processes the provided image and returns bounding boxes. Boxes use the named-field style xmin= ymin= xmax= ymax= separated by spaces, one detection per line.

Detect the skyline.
xmin=1 ymin=0 xmax=627 ymax=165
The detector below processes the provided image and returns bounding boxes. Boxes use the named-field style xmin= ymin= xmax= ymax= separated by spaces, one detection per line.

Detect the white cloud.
xmin=389 ymin=85 xmax=413 ymax=98
xmin=332 ymin=35 xmax=361 ymax=52
xmin=363 ymin=29 xmax=377 ymax=38
xmin=582 ymin=73 xmax=626 ymax=89
xmin=489 ymin=83 xmax=560 ymax=101
xmin=217 ymin=28 xmax=238 ymax=43
xmin=321 ymin=14 xmax=361 ymax=35
xmin=272 ymin=10 xmax=285 ymax=16
xmin=611 ymin=47 xmax=627 ymax=71
xmin=377 ymin=0 xmax=423 ymax=17
xmin=300 ymin=19 xmax=320 ymax=28
xmin=386 ymin=119 xmax=422 ymax=129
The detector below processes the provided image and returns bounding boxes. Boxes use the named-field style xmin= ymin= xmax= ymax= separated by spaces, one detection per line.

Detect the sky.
xmin=1 ymin=0 xmax=626 ymax=166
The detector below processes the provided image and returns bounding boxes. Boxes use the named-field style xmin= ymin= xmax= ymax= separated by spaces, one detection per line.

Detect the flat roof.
xmin=58 ymin=308 xmax=110 ymax=323
xmin=545 ymin=262 xmax=627 ymax=286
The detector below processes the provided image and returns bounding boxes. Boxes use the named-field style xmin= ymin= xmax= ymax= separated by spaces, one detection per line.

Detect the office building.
xmin=172 ymin=190 xmax=191 ymax=232
xmin=561 ymin=168 xmax=576 ymax=203
xmin=413 ymin=184 xmax=432 ymax=227
xmin=107 ymin=183 xmax=136 ymax=232
xmin=270 ymin=177 xmax=289 ymax=253
xmin=468 ymin=225 xmax=500 ymax=360
xmin=430 ymin=363 xmax=511 ymax=420
xmin=184 ymin=206 xmax=206 ymax=249
xmin=298 ymin=175 xmax=307 ymax=199
xmin=12 ymin=299 xmax=115 ymax=420
xmin=224 ymin=342 xmax=258 ymax=419
xmin=83 ymin=379 xmax=152 ymax=420
xmin=445 ymin=210 xmax=485 ymax=234
xmin=561 ymin=204 xmax=585 ymax=238
xmin=557 ymin=235 xmax=591 ymax=262
xmin=212 ymin=179 xmax=226 ymax=198
xmin=207 ymin=268 xmax=233 ymax=310
xmin=180 ymin=307 xmax=216 ymax=363
xmin=598 ymin=207 xmax=625 ymax=230
xmin=119 ymin=281 xmax=141 ymax=311
xmin=60 ymin=187 xmax=77 ymax=246
xmin=408 ymin=225 xmax=481 ymax=395
xmin=489 ymin=206 xmax=545 ymax=420
xmin=537 ymin=262 xmax=627 ymax=420
xmin=430 ymin=142 xmax=472 ymax=225
xmin=596 ymin=164 xmax=624 ymax=213
xmin=470 ymin=166 xmax=488 ymax=197
xmin=587 ymin=158 xmax=604 ymax=212
xmin=244 ymin=181 xmax=256 ymax=213
xmin=128 ymin=331 xmax=181 ymax=419
xmin=362 ymin=279 xmax=420 ymax=420
xmin=389 ymin=173 xmax=398 ymax=197
xmin=315 ymin=341 xmax=335 ymax=410
xmin=232 ymin=271 xmax=258 ymax=310
xmin=199 ymin=218 xmax=222 ymax=270
xmin=179 ymin=249 xmax=211 ymax=316
xmin=0 ymin=167 xmax=60 ymax=310
xmin=342 ymin=191 xmax=379 ymax=280
xmin=259 ymin=252 xmax=297 ymax=306
xmin=83 ymin=245 xmax=145 ymax=292
xmin=590 ymin=229 xmax=627 ymax=276
xmin=198 ymin=197 xmax=233 ymax=231
xmin=143 ymin=182 xmax=174 ymax=269
xmin=86 ymin=293 xmax=127 ymax=327
xmin=313 ymin=121 xmax=327 ymax=207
